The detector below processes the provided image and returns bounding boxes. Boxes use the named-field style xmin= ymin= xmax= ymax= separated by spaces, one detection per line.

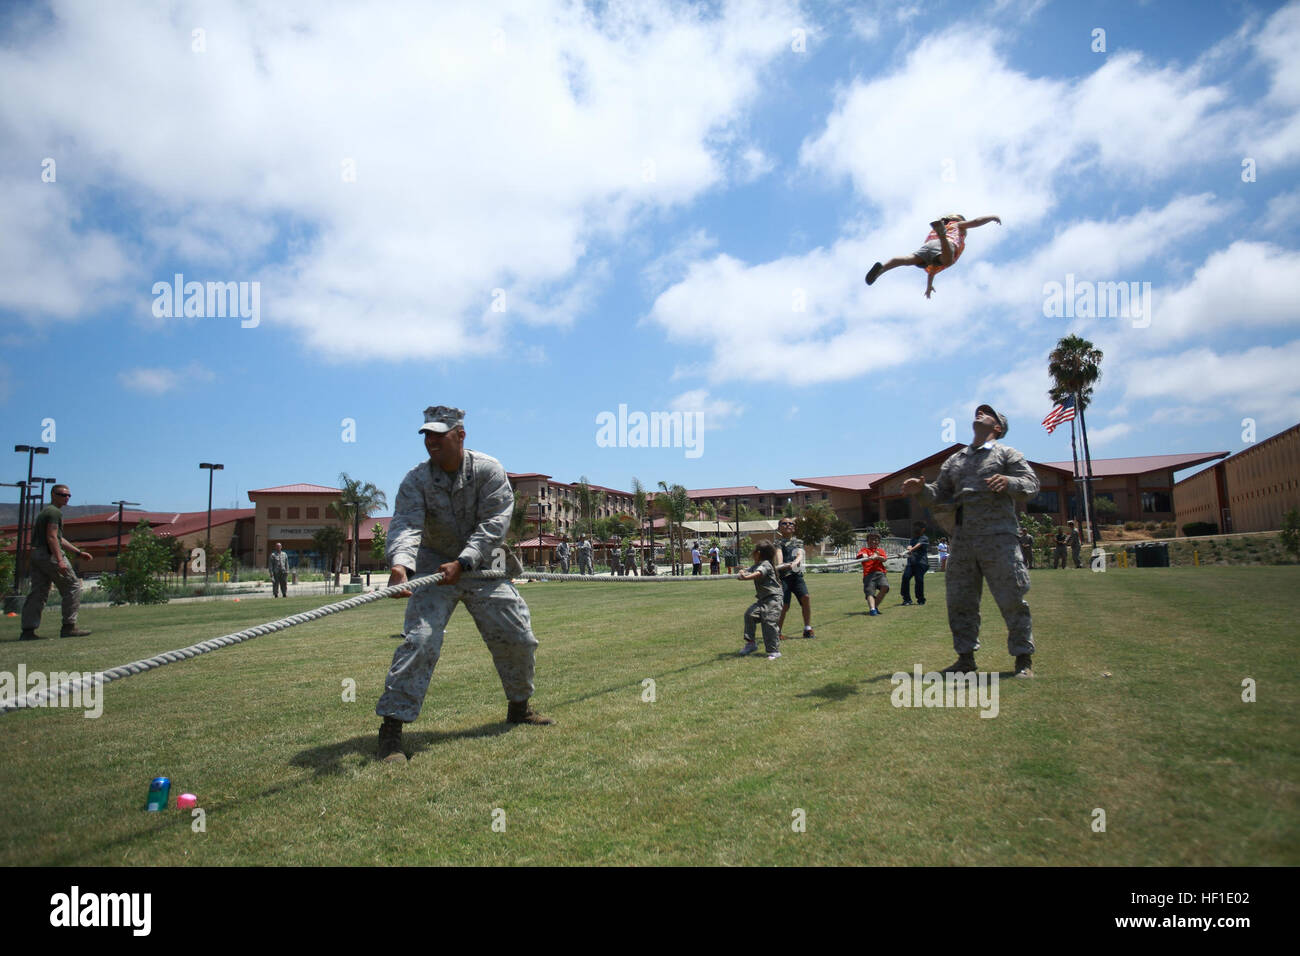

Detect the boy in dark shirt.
xmin=900 ymin=521 xmax=930 ymax=606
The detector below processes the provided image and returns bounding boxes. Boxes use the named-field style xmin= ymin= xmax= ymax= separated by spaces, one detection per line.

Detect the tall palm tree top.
xmin=1048 ymin=334 xmax=1104 ymax=411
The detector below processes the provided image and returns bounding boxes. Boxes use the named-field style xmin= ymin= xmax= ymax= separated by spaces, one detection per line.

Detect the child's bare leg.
xmin=882 ymin=254 xmax=922 ymax=273
xmin=929 ymin=222 xmax=954 ymax=267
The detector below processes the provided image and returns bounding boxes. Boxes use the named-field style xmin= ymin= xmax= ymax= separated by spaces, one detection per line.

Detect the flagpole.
xmin=1071 ymin=403 xmax=1091 ymax=544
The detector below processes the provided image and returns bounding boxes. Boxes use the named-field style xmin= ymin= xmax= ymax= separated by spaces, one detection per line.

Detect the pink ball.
xmin=177 ymin=793 xmax=197 ymax=809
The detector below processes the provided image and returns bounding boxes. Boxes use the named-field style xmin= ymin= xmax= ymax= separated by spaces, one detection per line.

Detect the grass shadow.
xmin=290 ymin=722 xmax=515 ymax=776
xmin=796 ymin=681 xmax=861 ymax=703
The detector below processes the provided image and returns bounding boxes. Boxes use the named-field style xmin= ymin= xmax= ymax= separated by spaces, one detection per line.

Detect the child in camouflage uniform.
xmin=737 ymin=542 xmax=785 ymax=660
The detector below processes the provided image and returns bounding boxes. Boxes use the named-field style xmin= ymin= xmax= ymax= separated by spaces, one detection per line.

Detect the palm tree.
xmin=631 ymin=477 xmax=649 ymax=570
xmin=656 ymin=481 xmax=691 ymax=574
xmin=574 ymin=476 xmax=605 ymax=539
xmin=508 ymin=494 xmax=532 ymax=546
xmin=1048 ymin=335 xmax=1103 ymax=545
xmin=312 ymin=525 xmax=346 ymax=578
xmin=334 ymin=473 xmax=388 ymax=582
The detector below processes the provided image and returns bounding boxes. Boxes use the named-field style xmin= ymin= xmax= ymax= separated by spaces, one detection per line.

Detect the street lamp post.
xmin=112 ymin=500 xmax=141 ymax=572
xmin=199 ymin=463 xmax=224 ymax=583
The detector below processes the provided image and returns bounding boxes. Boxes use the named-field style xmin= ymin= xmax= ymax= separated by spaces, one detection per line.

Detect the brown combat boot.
xmin=376 ymin=716 xmax=407 ymax=763
xmin=1014 ymin=654 xmax=1034 ymax=679
xmin=19 ymin=629 xmax=41 ymax=641
xmin=941 ymin=652 xmax=977 ymax=674
xmin=506 ymin=699 xmax=554 ymax=725
xmin=60 ymin=627 xmax=92 ymax=638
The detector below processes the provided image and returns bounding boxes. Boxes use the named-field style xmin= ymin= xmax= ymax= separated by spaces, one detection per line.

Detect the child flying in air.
xmin=865 ymin=214 xmax=1001 ymax=299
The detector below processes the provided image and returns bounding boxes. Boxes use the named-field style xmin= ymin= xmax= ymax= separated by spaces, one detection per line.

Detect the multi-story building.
xmin=1173 ymin=424 xmax=1300 ymax=534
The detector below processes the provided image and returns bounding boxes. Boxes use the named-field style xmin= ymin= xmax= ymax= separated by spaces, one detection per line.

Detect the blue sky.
xmin=2 ymin=0 xmax=1297 ymax=513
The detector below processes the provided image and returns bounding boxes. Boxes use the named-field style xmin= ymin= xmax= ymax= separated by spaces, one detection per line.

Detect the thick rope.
xmin=1 ymin=556 xmax=877 ymax=715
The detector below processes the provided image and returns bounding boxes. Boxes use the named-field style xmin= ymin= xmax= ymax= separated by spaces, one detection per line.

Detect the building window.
xmin=1142 ymin=491 xmax=1171 ymax=513
xmin=1028 ymin=491 xmax=1059 ymax=514
xmin=287 ymin=508 xmax=300 ymax=519
xmin=268 ymin=507 xmax=281 ymax=519
xmin=306 ymin=507 xmax=319 ymax=519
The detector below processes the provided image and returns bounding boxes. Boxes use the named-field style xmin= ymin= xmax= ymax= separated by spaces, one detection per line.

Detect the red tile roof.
xmin=1042 ymin=452 xmax=1228 ymax=477
xmin=248 ymin=483 xmax=342 ymax=496
xmin=685 ymin=486 xmax=764 ymax=498
xmin=792 ymin=474 xmax=893 ymax=492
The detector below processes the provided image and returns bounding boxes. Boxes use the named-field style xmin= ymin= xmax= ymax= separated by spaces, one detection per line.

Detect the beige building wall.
xmin=1172 ymin=466 xmax=1223 ymax=533
xmin=250 ymin=492 xmax=347 ymax=568
xmin=1223 ymin=424 xmax=1300 ymax=533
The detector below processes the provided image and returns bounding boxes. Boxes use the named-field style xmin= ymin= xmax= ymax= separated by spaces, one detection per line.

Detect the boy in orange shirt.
xmin=865 ymin=214 xmax=1001 ymax=298
xmin=856 ymin=532 xmax=890 ymax=616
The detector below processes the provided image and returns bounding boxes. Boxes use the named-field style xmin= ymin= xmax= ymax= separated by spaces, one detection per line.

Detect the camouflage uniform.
xmin=268 ymin=548 xmax=290 ymax=597
xmin=1067 ymin=527 xmax=1082 ymax=568
xmin=743 ymin=561 xmax=783 ymax=654
xmin=919 ymin=441 xmax=1039 ymax=656
xmin=611 ymin=546 xmax=623 ymax=576
xmin=376 ymin=450 xmax=540 ymax=722
xmin=577 ymin=538 xmax=593 ymax=575
xmin=556 ymin=540 xmax=571 ymax=574
xmin=1018 ymin=530 xmax=1034 ymax=569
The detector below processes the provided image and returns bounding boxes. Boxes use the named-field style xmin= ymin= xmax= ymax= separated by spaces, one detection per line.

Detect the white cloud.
xmin=0 ymin=0 xmax=801 ymax=360
xmin=1120 ymin=339 xmax=1300 ymax=424
xmin=0 ymin=179 xmax=137 ymax=323
xmin=119 ymin=363 xmax=214 ymax=395
xmin=668 ymin=389 xmax=744 ymax=430
xmin=1082 ymin=422 xmax=1133 ymax=447
xmin=737 ymin=146 xmax=775 ymax=183
xmin=1259 ymin=188 xmax=1300 ymax=233
xmin=1144 ymin=241 xmax=1300 ymax=343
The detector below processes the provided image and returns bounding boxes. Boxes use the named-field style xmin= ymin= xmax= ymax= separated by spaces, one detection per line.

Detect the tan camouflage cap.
xmin=418 ymin=405 xmax=465 ymax=434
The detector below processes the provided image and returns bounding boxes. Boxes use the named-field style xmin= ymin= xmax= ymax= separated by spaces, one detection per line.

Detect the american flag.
xmin=1042 ymin=395 xmax=1077 ymax=434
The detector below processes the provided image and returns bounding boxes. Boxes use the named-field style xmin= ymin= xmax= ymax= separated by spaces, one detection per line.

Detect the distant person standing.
xmin=1067 ymin=520 xmax=1082 ymax=569
xmin=269 ymin=541 xmax=290 ymax=598
xmin=691 ymin=543 xmax=702 ymax=575
xmin=709 ymin=543 xmax=720 ymax=575
xmin=577 ymin=534 xmax=593 ymax=575
xmin=611 ymin=541 xmax=624 ymax=576
xmin=899 ymin=521 xmax=930 ymax=606
xmin=1019 ymin=526 xmax=1035 ymax=569
xmin=556 ymin=536 xmax=571 ymax=574
xmin=19 ymin=484 xmax=92 ymax=640
xmin=1053 ymin=528 xmax=1067 ymax=569
xmin=937 ymin=538 xmax=949 ymax=571
xmin=622 ymin=537 xmax=638 ymax=576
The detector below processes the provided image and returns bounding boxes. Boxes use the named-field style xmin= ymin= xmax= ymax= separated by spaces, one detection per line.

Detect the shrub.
xmin=1145 ymin=522 xmax=1158 ymax=531
xmin=1281 ymin=508 xmax=1300 ymax=559
xmin=1182 ymin=521 xmax=1218 ymax=537
xmin=101 ymin=520 xmax=171 ymax=605
xmin=1124 ymin=521 xmax=1144 ymax=531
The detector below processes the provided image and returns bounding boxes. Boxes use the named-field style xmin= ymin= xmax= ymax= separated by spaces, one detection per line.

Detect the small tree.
xmin=872 ymin=520 xmax=892 ymax=540
xmin=103 ymin=520 xmax=171 ymax=605
xmin=0 ymin=536 xmax=13 ymax=592
xmin=828 ymin=517 xmax=856 ymax=549
xmin=1279 ymin=508 xmax=1299 ymax=559
xmin=796 ymin=502 xmax=835 ymax=545
xmin=369 ymin=522 xmax=388 ymax=566
xmin=313 ymin=525 xmax=346 ymax=575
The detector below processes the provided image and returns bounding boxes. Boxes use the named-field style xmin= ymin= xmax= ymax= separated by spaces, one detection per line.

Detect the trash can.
xmin=1133 ymin=542 xmax=1170 ymax=567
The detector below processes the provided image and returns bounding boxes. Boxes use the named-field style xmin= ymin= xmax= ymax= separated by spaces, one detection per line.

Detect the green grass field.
xmin=1 ymin=566 xmax=1296 ymax=866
